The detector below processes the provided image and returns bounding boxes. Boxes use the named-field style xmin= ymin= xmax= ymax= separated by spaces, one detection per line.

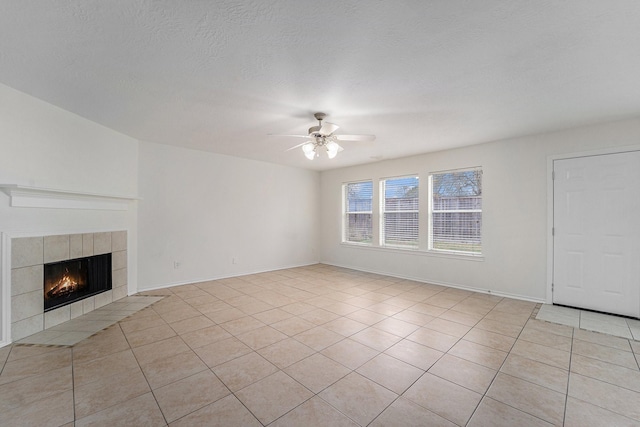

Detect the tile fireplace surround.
xmin=10 ymin=231 xmax=127 ymax=341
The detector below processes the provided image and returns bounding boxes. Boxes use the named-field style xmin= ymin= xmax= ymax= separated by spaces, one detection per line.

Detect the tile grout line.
xmin=462 ymin=305 xmax=525 ymax=426
xmin=116 ymin=321 xmax=169 ymax=427
xmin=562 ymin=324 xmax=576 ymax=427
xmin=463 ymin=304 xmax=556 ymax=426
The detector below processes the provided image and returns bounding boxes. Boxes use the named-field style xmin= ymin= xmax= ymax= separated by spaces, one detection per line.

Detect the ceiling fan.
xmin=273 ymin=112 xmax=376 ymax=160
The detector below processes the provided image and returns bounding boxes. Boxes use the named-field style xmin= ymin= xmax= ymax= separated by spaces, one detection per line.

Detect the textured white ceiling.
xmin=2 ymin=1 xmax=640 ymax=171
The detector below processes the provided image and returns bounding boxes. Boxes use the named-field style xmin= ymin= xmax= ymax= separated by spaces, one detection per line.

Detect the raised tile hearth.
xmin=17 ymin=295 xmax=163 ymax=346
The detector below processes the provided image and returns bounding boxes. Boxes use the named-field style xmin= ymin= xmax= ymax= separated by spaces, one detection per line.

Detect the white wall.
xmin=0 ymin=83 xmax=139 ymax=345
xmin=320 ymin=117 xmax=640 ymax=301
xmin=0 ymin=83 xmax=138 ymax=240
xmin=137 ymin=141 xmax=320 ymax=290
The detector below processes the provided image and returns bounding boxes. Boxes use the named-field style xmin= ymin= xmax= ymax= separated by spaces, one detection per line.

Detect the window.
xmin=430 ymin=168 xmax=482 ymax=254
xmin=381 ymin=176 xmax=419 ymax=248
xmin=343 ymin=181 xmax=373 ymax=244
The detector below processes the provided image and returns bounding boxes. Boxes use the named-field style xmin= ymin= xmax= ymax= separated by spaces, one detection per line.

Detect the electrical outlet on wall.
xmin=232 ymin=257 xmax=238 ymax=264
xmin=173 ymin=261 xmax=181 ymax=269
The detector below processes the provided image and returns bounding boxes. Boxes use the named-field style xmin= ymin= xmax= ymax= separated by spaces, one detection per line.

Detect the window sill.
xmin=340 ymin=242 xmax=484 ymax=262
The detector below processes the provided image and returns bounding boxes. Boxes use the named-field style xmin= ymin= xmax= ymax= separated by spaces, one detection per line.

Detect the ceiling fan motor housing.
xmin=308 ymin=125 xmax=321 ymax=135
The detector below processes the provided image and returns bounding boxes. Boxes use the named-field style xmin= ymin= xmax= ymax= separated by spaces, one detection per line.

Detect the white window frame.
xmin=380 ymin=175 xmax=419 ymax=249
xmin=429 ymin=168 xmax=482 ymax=255
xmin=343 ymin=180 xmax=373 ymax=245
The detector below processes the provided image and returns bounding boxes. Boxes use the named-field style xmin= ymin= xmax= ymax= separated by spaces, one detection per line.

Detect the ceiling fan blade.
xmin=285 ymin=141 xmax=311 ymax=151
xmin=269 ymin=134 xmax=312 ymax=139
xmin=319 ymin=122 xmax=339 ymax=135
xmin=334 ymin=134 xmax=376 ymax=142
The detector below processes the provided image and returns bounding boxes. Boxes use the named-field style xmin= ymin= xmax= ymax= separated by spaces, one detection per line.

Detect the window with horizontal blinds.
xmin=430 ymin=168 xmax=482 ymax=254
xmin=344 ymin=181 xmax=373 ymax=244
xmin=381 ymin=176 xmax=419 ymax=248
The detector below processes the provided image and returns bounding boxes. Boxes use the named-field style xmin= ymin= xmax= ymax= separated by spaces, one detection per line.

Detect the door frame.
xmin=546 ymin=144 xmax=640 ymax=304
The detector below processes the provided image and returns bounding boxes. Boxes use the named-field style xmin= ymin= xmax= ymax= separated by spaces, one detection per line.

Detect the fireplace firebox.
xmin=44 ymin=253 xmax=112 ymax=312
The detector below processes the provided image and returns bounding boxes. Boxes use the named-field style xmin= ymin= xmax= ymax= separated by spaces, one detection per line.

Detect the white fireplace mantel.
xmin=0 ymin=184 xmax=139 ymax=211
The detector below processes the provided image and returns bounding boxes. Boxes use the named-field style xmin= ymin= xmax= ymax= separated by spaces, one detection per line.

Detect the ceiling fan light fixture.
xmin=302 ymin=142 xmax=316 ymax=160
xmin=326 ymin=141 xmax=340 ymax=159
xmin=275 ymin=112 xmax=375 ymax=160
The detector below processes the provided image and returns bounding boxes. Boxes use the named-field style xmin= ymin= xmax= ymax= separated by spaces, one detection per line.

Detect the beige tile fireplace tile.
xmin=44 ymin=305 xmax=71 ymax=329
xmin=70 ymin=301 xmax=84 ymax=319
xmin=11 ymin=236 xmax=43 ymax=269
xmin=112 ymin=250 xmax=127 ymax=270
xmin=69 ymin=233 xmax=83 ymax=258
xmin=16 ymin=329 xmax=66 ymax=345
xmin=11 ymin=314 xmax=43 ymax=341
xmin=44 ymin=234 xmax=70 ymax=263
xmin=11 ymin=265 xmax=43 ymax=296
xmin=49 ymin=318 xmax=116 ymax=333
xmin=112 ymin=230 xmax=127 ymax=251
xmin=113 ymin=267 xmax=127 ymax=287
xmin=94 ymin=290 xmax=113 ymax=309
xmin=82 ymin=233 xmax=94 ymax=256
xmin=12 ymin=290 xmax=42 ymax=323
xmin=82 ymin=296 xmax=95 ymax=313
xmin=93 ymin=232 xmax=112 ymax=255
xmin=47 ymin=331 xmax=95 ymax=346
xmin=112 ymin=284 xmax=128 ymax=301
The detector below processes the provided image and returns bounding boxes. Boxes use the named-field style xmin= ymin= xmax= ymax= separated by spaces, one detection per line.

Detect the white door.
xmin=553 ymin=151 xmax=640 ymax=317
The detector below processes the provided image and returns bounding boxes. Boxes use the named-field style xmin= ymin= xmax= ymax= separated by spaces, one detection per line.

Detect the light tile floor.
xmin=537 ymin=303 xmax=640 ymax=340
xmin=1 ymin=264 xmax=639 ymax=426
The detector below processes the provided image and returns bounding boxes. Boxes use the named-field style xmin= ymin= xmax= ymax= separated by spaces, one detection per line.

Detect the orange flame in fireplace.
xmin=46 ymin=269 xmax=81 ymax=299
